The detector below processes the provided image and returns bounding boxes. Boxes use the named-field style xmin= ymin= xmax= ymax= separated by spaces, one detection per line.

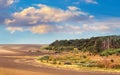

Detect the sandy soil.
xmin=0 ymin=47 xmax=17 ymax=54
xmin=0 ymin=45 xmax=119 ymax=75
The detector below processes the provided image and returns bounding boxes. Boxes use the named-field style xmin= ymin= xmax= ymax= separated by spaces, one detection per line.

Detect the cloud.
xmin=89 ymin=15 xmax=94 ymax=19
xmin=5 ymin=17 xmax=120 ymax=34
xmin=82 ymin=24 xmax=110 ymax=31
xmin=29 ymin=24 xmax=82 ymax=34
xmin=82 ymin=18 xmax=120 ymax=33
xmin=0 ymin=0 xmax=17 ymax=24
xmin=0 ymin=0 xmax=15 ymax=7
xmin=85 ymin=0 xmax=98 ymax=4
xmin=73 ymin=0 xmax=98 ymax=5
xmin=5 ymin=4 xmax=92 ymax=27
xmin=56 ymin=24 xmax=82 ymax=34
xmin=6 ymin=26 xmax=23 ymax=34
xmin=29 ymin=25 xmax=54 ymax=34
xmin=29 ymin=18 xmax=120 ymax=34
xmin=5 ymin=4 xmax=94 ymax=33
xmin=5 ymin=19 xmax=16 ymax=25
xmin=5 ymin=4 xmax=120 ymax=34
xmin=68 ymin=6 xmax=80 ymax=11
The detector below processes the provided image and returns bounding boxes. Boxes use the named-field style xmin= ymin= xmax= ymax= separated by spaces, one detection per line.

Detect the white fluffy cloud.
xmin=85 ymin=0 xmax=98 ymax=4
xmin=68 ymin=6 xmax=80 ymax=11
xmin=29 ymin=19 xmax=120 ymax=34
xmin=5 ymin=18 xmax=120 ymax=34
xmin=0 ymin=0 xmax=17 ymax=24
xmin=29 ymin=18 xmax=120 ymax=34
xmin=6 ymin=26 xmax=23 ymax=34
xmin=73 ymin=0 xmax=98 ymax=5
xmin=5 ymin=4 xmax=94 ymax=34
xmin=5 ymin=4 xmax=92 ymax=26
xmin=56 ymin=25 xmax=82 ymax=34
xmin=29 ymin=24 xmax=82 ymax=34
xmin=82 ymin=19 xmax=120 ymax=32
xmin=83 ymin=24 xmax=110 ymax=31
xmin=0 ymin=0 xmax=16 ymax=7
xmin=29 ymin=25 xmax=54 ymax=34
xmin=5 ymin=4 xmax=120 ymax=34
xmin=4 ymin=3 xmax=120 ymax=34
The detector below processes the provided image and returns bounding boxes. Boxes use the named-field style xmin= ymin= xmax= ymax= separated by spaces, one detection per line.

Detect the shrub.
xmin=52 ymin=59 xmax=57 ymax=64
xmin=64 ymin=61 xmax=72 ymax=65
xmin=80 ymin=55 xmax=87 ymax=58
xmin=77 ymin=62 xmax=100 ymax=68
xmin=39 ymin=55 xmax=50 ymax=60
xmin=84 ymin=63 xmax=97 ymax=67
xmin=100 ymin=48 xmax=120 ymax=56
xmin=80 ymin=61 xmax=86 ymax=63
xmin=95 ymin=64 xmax=105 ymax=68
xmin=110 ymin=59 xmax=114 ymax=63
xmin=100 ymin=49 xmax=115 ymax=56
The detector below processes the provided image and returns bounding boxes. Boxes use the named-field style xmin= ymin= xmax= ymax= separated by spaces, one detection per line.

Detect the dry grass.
xmin=37 ymin=52 xmax=120 ymax=73
xmin=36 ymin=58 xmax=120 ymax=73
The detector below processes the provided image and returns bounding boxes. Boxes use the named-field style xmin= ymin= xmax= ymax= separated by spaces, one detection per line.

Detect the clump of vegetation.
xmin=38 ymin=51 xmax=120 ymax=70
xmin=64 ymin=61 xmax=72 ymax=65
xmin=38 ymin=52 xmax=90 ymax=66
xmin=51 ymin=59 xmax=57 ymax=64
xmin=38 ymin=55 xmax=50 ymax=60
xmin=100 ymin=49 xmax=120 ymax=56
xmin=110 ymin=59 xmax=114 ymax=63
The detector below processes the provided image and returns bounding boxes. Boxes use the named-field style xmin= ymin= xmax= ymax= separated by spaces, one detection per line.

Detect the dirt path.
xmin=0 ymin=45 xmax=119 ymax=75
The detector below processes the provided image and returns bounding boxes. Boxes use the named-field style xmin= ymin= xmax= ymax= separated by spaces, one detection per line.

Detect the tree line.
xmin=45 ymin=35 xmax=120 ymax=53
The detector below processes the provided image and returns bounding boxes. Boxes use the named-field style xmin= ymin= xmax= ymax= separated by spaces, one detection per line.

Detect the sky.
xmin=0 ymin=0 xmax=120 ymax=44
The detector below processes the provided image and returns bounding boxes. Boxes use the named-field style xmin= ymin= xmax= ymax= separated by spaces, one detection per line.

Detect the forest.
xmin=45 ymin=35 xmax=120 ymax=53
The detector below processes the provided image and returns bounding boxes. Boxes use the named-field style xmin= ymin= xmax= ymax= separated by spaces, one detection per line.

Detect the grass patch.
xmin=100 ymin=48 xmax=120 ymax=56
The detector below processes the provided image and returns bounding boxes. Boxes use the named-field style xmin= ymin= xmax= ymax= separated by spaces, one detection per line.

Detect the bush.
xmin=95 ymin=64 xmax=104 ymax=68
xmin=100 ymin=49 xmax=115 ymax=56
xmin=100 ymin=48 xmax=120 ymax=56
xmin=80 ymin=61 xmax=86 ymax=63
xmin=110 ymin=59 xmax=114 ymax=63
xmin=64 ymin=61 xmax=72 ymax=65
xmin=52 ymin=59 xmax=57 ymax=64
xmin=77 ymin=62 xmax=101 ymax=68
xmin=85 ymin=63 xmax=97 ymax=67
xmin=80 ymin=55 xmax=87 ymax=58
xmin=39 ymin=55 xmax=50 ymax=60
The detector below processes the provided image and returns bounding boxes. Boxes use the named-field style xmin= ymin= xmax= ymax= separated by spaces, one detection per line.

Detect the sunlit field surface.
xmin=0 ymin=45 xmax=119 ymax=75
xmin=0 ymin=68 xmax=52 ymax=75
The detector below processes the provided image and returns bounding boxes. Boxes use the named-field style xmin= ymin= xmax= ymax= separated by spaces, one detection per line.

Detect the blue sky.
xmin=0 ymin=0 xmax=120 ymax=44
